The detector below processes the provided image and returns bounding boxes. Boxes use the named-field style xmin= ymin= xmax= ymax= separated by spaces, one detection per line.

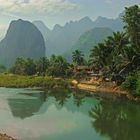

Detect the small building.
xmin=74 ymin=66 xmax=100 ymax=76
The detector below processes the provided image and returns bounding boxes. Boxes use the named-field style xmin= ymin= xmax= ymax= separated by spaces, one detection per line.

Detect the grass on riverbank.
xmin=0 ymin=74 xmax=70 ymax=88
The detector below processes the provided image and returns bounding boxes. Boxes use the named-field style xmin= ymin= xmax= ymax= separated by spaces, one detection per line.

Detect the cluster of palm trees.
xmin=89 ymin=32 xmax=129 ymax=82
xmin=71 ymin=5 xmax=140 ymax=85
xmin=88 ymin=5 xmax=140 ymax=84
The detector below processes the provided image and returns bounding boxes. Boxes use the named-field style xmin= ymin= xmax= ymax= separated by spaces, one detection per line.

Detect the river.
xmin=0 ymin=87 xmax=139 ymax=140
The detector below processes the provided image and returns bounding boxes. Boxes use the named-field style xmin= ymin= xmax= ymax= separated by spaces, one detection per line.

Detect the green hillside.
xmin=64 ymin=27 xmax=113 ymax=61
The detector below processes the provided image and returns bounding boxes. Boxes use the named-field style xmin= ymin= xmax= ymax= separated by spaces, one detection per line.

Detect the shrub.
xmin=121 ymin=74 xmax=137 ymax=91
xmin=0 ymin=74 xmax=70 ymax=88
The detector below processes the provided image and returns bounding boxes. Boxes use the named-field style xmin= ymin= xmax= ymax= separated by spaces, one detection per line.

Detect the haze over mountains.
xmin=0 ymin=19 xmax=45 ymax=67
xmin=36 ymin=16 xmax=95 ymax=56
xmin=64 ymin=27 xmax=113 ymax=61
xmin=0 ymin=13 xmax=124 ymax=67
xmin=33 ymin=15 xmax=124 ymax=58
xmin=33 ymin=21 xmax=51 ymax=40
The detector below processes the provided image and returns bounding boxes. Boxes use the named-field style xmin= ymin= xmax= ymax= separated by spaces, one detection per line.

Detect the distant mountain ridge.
xmin=33 ymin=14 xmax=124 ymax=57
xmin=0 ymin=19 xmax=45 ymax=67
xmin=0 ymin=14 xmax=124 ymax=67
xmin=94 ymin=16 xmax=124 ymax=31
xmin=45 ymin=16 xmax=94 ymax=56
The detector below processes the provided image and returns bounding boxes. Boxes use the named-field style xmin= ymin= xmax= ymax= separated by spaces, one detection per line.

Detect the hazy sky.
xmin=0 ymin=0 xmax=139 ymax=37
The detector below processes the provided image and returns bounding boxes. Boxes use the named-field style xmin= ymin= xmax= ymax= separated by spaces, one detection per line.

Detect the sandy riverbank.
xmin=0 ymin=133 xmax=17 ymax=140
xmin=71 ymin=80 xmax=134 ymax=100
xmin=72 ymin=80 xmax=127 ymax=93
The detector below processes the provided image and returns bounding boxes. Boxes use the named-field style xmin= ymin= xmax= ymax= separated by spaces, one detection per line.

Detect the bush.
xmin=121 ymin=74 xmax=137 ymax=91
xmin=0 ymin=74 xmax=70 ymax=88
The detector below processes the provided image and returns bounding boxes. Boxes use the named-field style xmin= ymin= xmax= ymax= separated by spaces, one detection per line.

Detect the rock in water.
xmin=0 ymin=19 xmax=45 ymax=67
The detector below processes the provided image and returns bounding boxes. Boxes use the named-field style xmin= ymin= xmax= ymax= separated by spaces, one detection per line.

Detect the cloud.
xmin=0 ymin=0 xmax=78 ymax=17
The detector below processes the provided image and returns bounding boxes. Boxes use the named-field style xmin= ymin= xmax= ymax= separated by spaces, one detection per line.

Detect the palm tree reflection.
xmin=89 ymin=99 xmax=140 ymax=140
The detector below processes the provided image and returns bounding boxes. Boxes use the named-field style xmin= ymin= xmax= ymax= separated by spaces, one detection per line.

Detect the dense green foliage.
xmin=89 ymin=5 xmax=140 ymax=88
xmin=10 ymin=58 xmax=36 ymax=75
xmin=72 ymin=50 xmax=85 ymax=66
xmin=0 ymin=65 xmax=6 ymax=73
xmin=122 ymin=71 xmax=140 ymax=96
xmin=10 ymin=55 xmax=72 ymax=78
xmin=36 ymin=57 xmax=50 ymax=76
xmin=123 ymin=5 xmax=140 ymax=50
xmin=0 ymin=5 xmax=139 ymax=95
xmin=46 ymin=55 xmax=71 ymax=77
xmin=121 ymin=74 xmax=137 ymax=91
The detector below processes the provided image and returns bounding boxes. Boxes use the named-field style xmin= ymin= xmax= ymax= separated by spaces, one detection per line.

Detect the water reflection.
xmin=5 ymin=87 xmax=140 ymax=140
xmin=45 ymin=88 xmax=71 ymax=106
xmin=8 ymin=92 xmax=46 ymax=119
xmin=89 ymin=99 xmax=140 ymax=140
xmin=73 ymin=90 xmax=91 ymax=107
xmin=7 ymin=89 xmax=84 ymax=119
xmin=7 ymin=88 xmax=93 ymax=119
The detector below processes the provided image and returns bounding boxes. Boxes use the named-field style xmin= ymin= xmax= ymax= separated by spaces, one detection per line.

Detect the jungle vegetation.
xmin=0 ymin=5 xmax=139 ymax=94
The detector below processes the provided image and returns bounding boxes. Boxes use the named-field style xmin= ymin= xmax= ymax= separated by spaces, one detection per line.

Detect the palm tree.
xmin=123 ymin=5 xmax=140 ymax=51
xmin=89 ymin=43 xmax=110 ymax=70
xmin=89 ymin=32 xmax=129 ymax=82
xmin=105 ymin=32 xmax=128 ymax=56
xmin=72 ymin=50 xmax=84 ymax=66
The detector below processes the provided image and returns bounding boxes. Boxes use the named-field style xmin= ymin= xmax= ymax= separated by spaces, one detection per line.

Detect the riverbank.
xmin=71 ymin=79 xmax=140 ymax=102
xmin=0 ymin=74 xmax=70 ymax=88
xmin=0 ymin=133 xmax=17 ymax=140
xmin=0 ymin=74 xmax=139 ymax=102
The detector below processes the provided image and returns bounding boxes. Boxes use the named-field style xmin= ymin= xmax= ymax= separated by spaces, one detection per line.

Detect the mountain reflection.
xmin=4 ymin=88 xmax=140 ymax=140
xmin=89 ymin=99 xmax=140 ymax=140
xmin=7 ymin=88 xmax=94 ymax=119
xmin=7 ymin=92 xmax=46 ymax=119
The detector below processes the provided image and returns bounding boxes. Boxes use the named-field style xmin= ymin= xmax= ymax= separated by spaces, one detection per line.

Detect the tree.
xmin=0 ymin=65 xmax=6 ymax=73
xmin=89 ymin=32 xmax=129 ymax=83
xmin=47 ymin=55 xmax=70 ymax=77
xmin=123 ymin=5 xmax=140 ymax=52
xmin=88 ymin=6 xmax=140 ymax=84
xmin=72 ymin=50 xmax=84 ymax=66
xmin=89 ymin=43 xmax=109 ymax=70
xmin=36 ymin=57 xmax=49 ymax=76
xmin=10 ymin=57 xmax=26 ymax=75
xmin=118 ymin=5 xmax=140 ymax=76
xmin=10 ymin=58 xmax=36 ymax=75
xmin=105 ymin=32 xmax=129 ymax=78
xmin=25 ymin=58 xmax=36 ymax=75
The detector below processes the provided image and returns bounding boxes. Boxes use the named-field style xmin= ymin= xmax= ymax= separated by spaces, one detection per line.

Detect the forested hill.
xmin=64 ymin=27 xmax=113 ymax=61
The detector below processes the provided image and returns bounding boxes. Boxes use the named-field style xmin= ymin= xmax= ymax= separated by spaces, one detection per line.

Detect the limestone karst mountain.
xmin=0 ymin=19 xmax=46 ymax=67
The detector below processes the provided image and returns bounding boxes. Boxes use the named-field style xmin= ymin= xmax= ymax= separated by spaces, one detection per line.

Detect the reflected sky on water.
xmin=0 ymin=87 xmax=139 ymax=140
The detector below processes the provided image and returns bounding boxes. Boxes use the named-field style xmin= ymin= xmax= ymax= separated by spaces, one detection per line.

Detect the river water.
xmin=0 ymin=87 xmax=139 ymax=140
